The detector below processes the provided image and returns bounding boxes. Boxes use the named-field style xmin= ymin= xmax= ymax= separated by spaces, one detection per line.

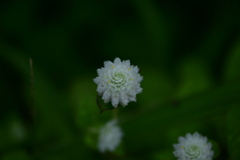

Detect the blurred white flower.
xmin=93 ymin=57 xmax=143 ymax=108
xmin=173 ymin=132 xmax=214 ymax=160
xmin=98 ymin=119 xmax=123 ymax=153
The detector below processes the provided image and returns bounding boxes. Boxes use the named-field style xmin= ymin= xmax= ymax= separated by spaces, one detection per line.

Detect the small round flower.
xmin=93 ymin=57 xmax=143 ymax=108
xmin=98 ymin=119 xmax=123 ymax=153
xmin=173 ymin=132 xmax=214 ymax=160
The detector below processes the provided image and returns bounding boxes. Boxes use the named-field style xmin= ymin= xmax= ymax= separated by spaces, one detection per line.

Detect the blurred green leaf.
xmin=224 ymin=39 xmax=240 ymax=81
xmin=0 ymin=1 xmax=32 ymax=33
xmin=130 ymin=0 xmax=172 ymax=66
xmin=96 ymin=94 xmax=116 ymax=114
xmin=138 ymin=67 xmax=174 ymax=108
xmin=226 ymin=106 xmax=240 ymax=159
xmin=69 ymin=77 xmax=100 ymax=128
xmin=209 ymin=140 xmax=220 ymax=158
xmin=122 ymin=81 xmax=240 ymax=152
xmin=84 ymin=130 xmax=98 ymax=150
xmin=176 ymin=55 xmax=213 ymax=99
xmin=2 ymin=150 xmax=30 ymax=160
xmin=152 ymin=148 xmax=175 ymax=160
xmin=36 ymin=140 xmax=92 ymax=160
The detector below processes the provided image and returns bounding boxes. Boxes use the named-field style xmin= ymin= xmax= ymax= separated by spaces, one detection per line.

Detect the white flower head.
xmin=98 ymin=119 xmax=123 ymax=153
xmin=93 ymin=57 xmax=143 ymax=108
xmin=173 ymin=132 xmax=214 ymax=160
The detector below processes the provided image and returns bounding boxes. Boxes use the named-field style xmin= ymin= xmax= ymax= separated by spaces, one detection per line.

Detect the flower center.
xmin=111 ymin=71 xmax=127 ymax=87
xmin=190 ymin=145 xmax=199 ymax=152
xmin=185 ymin=144 xmax=201 ymax=158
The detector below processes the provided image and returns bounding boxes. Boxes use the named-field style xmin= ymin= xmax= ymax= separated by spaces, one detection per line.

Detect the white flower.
xmin=173 ymin=132 xmax=214 ymax=160
xmin=98 ymin=119 xmax=123 ymax=153
xmin=93 ymin=57 xmax=143 ymax=108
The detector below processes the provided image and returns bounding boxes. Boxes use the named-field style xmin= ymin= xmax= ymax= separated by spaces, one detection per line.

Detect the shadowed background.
xmin=0 ymin=0 xmax=240 ymax=159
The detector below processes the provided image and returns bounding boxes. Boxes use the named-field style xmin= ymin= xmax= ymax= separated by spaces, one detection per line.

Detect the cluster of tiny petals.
xmin=173 ymin=132 xmax=214 ymax=160
xmin=98 ymin=119 xmax=123 ymax=153
xmin=93 ymin=57 xmax=143 ymax=108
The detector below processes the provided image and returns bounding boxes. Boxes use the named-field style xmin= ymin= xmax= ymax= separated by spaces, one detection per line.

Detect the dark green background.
xmin=0 ymin=0 xmax=240 ymax=159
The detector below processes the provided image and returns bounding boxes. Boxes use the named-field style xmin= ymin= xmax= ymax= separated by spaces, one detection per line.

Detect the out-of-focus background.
xmin=1 ymin=0 xmax=240 ymax=159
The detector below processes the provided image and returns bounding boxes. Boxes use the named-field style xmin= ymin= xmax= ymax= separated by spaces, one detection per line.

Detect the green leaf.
xmin=96 ymin=95 xmax=116 ymax=113
xmin=137 ymin=67 xmax=174 ymax=107
xmin=84 ymin=130 xmax=98 ymax=149
xmin=2 ymin=150 xmax=31 ymax=160
xmin=130 ymin=0 xmax=171 ymax=66
xmin=224 ymin=39 xmax=240 ymax=81
xmin=226 ymin=106 xmax=240 ymax=159
xmin=121 ymin=81 xmax=240 ymax=152
xmin=70 ymin=78 xmax=99 ymax=128
xmin=176 ymin=55 xmax=213 ymax=99
xmin=209 ymin=140 xmax=220 ymax=158
xmin=152 ymin=148 xmax=175 ymax=160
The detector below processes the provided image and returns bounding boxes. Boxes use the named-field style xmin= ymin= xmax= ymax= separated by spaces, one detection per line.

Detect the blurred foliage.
xmin=0 ymin=0 xmax=240 ymax=159
xmin=226 ymin=106 xmax=240 ymax=159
